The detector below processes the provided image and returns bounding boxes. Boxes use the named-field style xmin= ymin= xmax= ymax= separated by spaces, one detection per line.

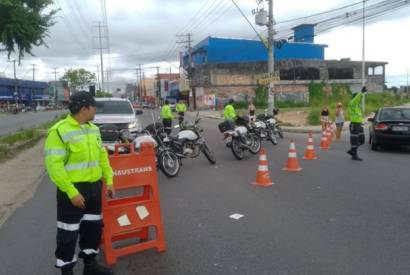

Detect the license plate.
xmin=392 ymin=126 xmax=408 ymax=132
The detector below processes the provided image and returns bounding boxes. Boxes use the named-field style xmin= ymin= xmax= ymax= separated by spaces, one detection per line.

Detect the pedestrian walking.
xmin=347 ymin=87 xmax=367 ymax=161
xmin=335 ymin=102 xmax=345 ymax=140
xmin=44 ymin=91 xmax=114 ymax=275
xmin=248 ymin=101 xmax=256 ymax=122
xmin=320 ymin=106 xmax=330 ymax=131
xmin=161 ymin=100 xmax=174 ymax=135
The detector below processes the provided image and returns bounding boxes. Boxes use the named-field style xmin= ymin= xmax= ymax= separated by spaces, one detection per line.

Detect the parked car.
xmin=93 ymin=98 xmax=143 ymax=143
xmin=368 ymin=107 xmax=410 ymax=150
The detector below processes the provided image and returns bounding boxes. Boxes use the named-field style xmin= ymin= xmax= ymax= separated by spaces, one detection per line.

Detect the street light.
xmin=361 ymin=0 xmax=366 ymax=113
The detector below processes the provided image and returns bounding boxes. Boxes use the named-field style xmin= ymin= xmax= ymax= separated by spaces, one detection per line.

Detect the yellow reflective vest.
xmin=161 ymin=104 xmax=174 ymax=119
xmin=44 ymin=114 xmax=113 ymax=199
xmin=176 ymin=103 xmax=187 ymax=113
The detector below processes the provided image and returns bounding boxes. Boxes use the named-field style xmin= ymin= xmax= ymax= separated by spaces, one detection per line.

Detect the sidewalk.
xmin=191 ymin=110 xmax=349 ymax=134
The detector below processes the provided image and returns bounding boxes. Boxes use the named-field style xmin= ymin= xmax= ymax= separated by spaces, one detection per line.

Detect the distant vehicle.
xmin=142 ymin=102 xmax=155 ymax=109
xmin=132 ymin=102 xmax=141 ymax=109
xmin=368 ymin=107 xmax=410 ymax=150
xmin=93 ymin=98 xmax=143 ymax=142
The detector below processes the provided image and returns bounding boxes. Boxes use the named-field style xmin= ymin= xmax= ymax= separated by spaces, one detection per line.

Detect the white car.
xmin=93 ymin=98 xmax=143 ymax=142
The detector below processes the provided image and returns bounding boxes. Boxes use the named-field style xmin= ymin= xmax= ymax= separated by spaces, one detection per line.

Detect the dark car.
xmin=368 ymin=107 xmax=410 ymax=150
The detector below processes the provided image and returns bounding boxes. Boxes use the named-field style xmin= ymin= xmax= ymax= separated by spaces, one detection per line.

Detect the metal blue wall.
xmin=293 ymin=24 xmax=315 ymax=43
xmin=0 ymin=77 xmax=48 ymax=102
xmin=188 ymin=37 xmax=326 ymax=66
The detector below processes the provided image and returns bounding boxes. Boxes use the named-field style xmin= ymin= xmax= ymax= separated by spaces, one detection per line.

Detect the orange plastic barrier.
xmin=101 ymin=143 xmax=166 ymax=265
xmin=319 ymin=131 xmax=330 ymax=150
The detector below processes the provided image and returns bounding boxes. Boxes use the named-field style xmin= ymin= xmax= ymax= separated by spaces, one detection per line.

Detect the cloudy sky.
xmin=1 ymin=0 xmax=409 ymax=90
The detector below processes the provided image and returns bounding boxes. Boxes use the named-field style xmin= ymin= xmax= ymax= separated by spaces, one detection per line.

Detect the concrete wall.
xmin=191 ymin=59 xmax=387 ymax=108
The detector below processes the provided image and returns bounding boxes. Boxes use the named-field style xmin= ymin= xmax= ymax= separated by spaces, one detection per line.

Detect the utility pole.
xmin=9 ymin=60 xmax=18 ymax=106
xmin=93 ymin=22 xmax=107 ymax=92
xmin=156 ymin=66 xmax=161 ymax=105
xmin=177 ymin=33 xmax=194 ymax=109
xmin=136 ymin=64 xmax=143 ymax=98
xmin=31 ymin=64 xmax=37 ymax=81
xmin=267 ymin=0 xmax=275 ymax=113
xmin=361 ymin=0 xmax=366 ymax=112
xmin=407 ymin=68 xmax=409 ymax=95
xmin=96 ymin=65 xmax=101 ymax=91
xmin=52 ymin=68 xmax=58 ymax=103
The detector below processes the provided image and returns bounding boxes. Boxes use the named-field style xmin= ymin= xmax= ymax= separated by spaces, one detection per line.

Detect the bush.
xmin=308 ymin=108 xmax=321 ymax=125
xmin=232 ymin=101 xmax=248 ymax=110
xmin=276 ymin=100 xmax=308 ymax=108
xmin=254 ymin=86 xmax=268 ymax=108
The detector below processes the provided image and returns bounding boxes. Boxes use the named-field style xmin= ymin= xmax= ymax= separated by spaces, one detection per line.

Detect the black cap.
xmin=68 ymin=91 xmax=96 ymax=114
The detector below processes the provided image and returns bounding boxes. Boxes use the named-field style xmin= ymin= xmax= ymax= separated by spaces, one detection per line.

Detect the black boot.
xmin=83 ymin=258 xmax=113 ymax=275
xmin=352 ymin=153 xmax=363 ymax=161
xmin=347 ymin=148 xmax=354 ymax=157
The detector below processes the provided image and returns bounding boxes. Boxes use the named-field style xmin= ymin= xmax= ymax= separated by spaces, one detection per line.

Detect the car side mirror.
xmin=135 ymin=110 xmax=143 ymax=115
xmin=367 ymin=117 xmax=374 ymax=122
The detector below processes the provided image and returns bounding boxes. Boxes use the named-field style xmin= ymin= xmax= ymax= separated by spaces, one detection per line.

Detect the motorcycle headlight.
xmin=128 ymin=122 xmax=139 ymax=130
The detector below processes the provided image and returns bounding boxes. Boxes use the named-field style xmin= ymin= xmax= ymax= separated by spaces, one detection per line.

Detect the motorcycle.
xmin=245 ymin=116 xmax=278 ymax=145
xmin=257 ymin=109 xmax=284 ymax=139
xmin=218 ymin=118 xmax=261 ymax=160
xmin=100 ymin=123 xmax=181 ymax=178
xmin=143 ymin=122 xmax=182 ymax=178
xmin=171 ymin=112 xmax=216 ymax=165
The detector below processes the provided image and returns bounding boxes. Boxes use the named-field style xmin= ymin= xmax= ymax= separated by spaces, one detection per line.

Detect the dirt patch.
xmin=0 ymin=139 xmax=46 ymax=227
xmin=277 ymin=110 xmax=309 ymax=126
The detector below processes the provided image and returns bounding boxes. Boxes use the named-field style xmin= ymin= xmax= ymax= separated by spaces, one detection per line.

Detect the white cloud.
xmin=0 ymin=0 xmax=409 ymax=88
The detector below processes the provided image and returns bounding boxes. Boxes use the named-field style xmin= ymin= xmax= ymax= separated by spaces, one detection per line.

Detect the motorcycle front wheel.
xmin=249 ymin=134 xmax=261 ymax=154
xmin=159 ymin=150 xmax=181 ymax=177
xmin=231 ymin=138 xmax=244 ymax=160
xmin=201 ymin=143 xmax=216 ymax=164
xmin=268 ymin=129 xmax=278 ymax=145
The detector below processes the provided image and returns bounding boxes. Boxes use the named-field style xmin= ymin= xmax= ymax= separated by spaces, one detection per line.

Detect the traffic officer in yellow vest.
xmin=44 ymin=91 xmax=114 ymax=275
xmin=347 ymin=86 xmax=367 ymax=161
xmin=176 ymin=99 xmax=187 ymax=125
xmin=160 ymin=100 xmax=174 ymax=135
xmin=223 ymin=99 xmax=237 ymax=129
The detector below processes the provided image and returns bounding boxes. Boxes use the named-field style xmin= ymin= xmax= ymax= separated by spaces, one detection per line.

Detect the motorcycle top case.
xmin=218 ymin=121 xmax=234 ymax=133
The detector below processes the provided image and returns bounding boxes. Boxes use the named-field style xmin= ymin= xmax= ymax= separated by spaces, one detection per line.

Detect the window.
xmin=328 ymin=68 xmax=353 ymax=79
xmin=380 ymin=109 xmax=410 ymax=121
xmin=95 ymin=101 xmax=133 ymax=114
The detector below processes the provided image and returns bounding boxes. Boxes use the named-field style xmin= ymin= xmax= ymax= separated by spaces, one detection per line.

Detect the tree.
xmin=61 ymin=69 xmax=96 ymax=92
xmin=0 ymin=0 xmax=57 ymax=61
xmin=95 ymin=90 xmax=112 ymax=98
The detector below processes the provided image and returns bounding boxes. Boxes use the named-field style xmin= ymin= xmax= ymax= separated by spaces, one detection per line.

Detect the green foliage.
xmin=276 ymin=100 xmax=308 ymax=108
xmin=95 ymin=90 xmax=112 ymax=98
xmin=232 ymin=101 xmax=248 ymax=110
xmin=61 ymin=68 xmax=96 ymax=92
xmin=0 ymin=0 xmax=58 ymax=61
xmin=307 ymin=108 xmax=321 ymax=125
xmin=0 ymin=128 xmax=39 ymax=146
xmin=253 ymin=86 xmax=268 ymax=108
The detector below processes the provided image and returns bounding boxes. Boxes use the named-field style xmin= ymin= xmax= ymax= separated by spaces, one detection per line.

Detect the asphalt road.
xmin=0 ymin=110 xmax=67 ymax=136
xmin=1 ymin=112 xmax=410 ymax=275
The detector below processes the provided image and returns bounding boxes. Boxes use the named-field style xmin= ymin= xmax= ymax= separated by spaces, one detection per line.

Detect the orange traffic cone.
xmin=303 ymin=133 xmax=318 ymax=160
xmin=252 ymin=148 xmax=274 ymax=186
xmin=320 ymin=131 xmax=330 ymax=150
xmin=283 ymin=140 xmax=302 ymax=172
xmin=326 ymin=126 xmax=333 ymax=144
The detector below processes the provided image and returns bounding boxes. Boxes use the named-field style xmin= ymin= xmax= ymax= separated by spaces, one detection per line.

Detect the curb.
xmin=202 ymin=115 xmax=328 ymax=134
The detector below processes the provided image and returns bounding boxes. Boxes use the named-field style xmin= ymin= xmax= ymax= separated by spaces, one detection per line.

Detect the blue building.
xmin=182 ymin=24 xmax=327 ymax=67
xmin=0 ymin=77 xmax=49 ymax=105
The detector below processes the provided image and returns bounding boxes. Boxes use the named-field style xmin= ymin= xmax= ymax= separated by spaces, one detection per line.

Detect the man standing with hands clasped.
xmin=44 ymin=91 xmax=114 ymax=275
xmin=347 ymin=86 xmax=367 ymax=161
